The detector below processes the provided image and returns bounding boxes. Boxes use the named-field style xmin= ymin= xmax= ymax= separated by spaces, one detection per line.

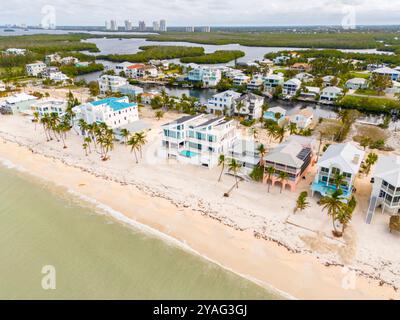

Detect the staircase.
xmin=366 ymin=195 xmax=378 ymax=224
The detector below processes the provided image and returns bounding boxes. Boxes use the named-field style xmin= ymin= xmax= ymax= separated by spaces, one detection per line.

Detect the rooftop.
xmin=373 ymin=155 xmax=400 ymax=187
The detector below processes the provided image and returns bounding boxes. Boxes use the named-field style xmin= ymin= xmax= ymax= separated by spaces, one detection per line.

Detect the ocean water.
xmin=0 ymin=164 xmax=279 ymax=300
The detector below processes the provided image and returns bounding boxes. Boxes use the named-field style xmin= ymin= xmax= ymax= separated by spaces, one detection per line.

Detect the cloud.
xmin=1 ymin=0 xmax=400 ymax=26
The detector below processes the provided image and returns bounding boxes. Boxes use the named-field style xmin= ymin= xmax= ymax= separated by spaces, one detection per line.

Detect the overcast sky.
xmin=2 ymin=0 xmax=400 ymax=27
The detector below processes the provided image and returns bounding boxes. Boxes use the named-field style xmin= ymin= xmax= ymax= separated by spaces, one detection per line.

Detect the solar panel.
xmin=297 ymin=147 xmax=311 ymax=161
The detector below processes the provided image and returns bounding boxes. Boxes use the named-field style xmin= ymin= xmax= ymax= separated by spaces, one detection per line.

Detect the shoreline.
xmin=0 ymin=122 xmax=398 ymax=299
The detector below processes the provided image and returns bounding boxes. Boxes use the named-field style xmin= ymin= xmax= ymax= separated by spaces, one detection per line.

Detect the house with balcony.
xmin=227 ymin=139 xmax=261 ymax=173
xmin=207 ymin=90 xmax=241 ymax=116
xmin=372 ymin=67 xmax=400 ymax=81
xmin=188 ymin=66 xmax=221 ymax=87
xmin=264 ymin=135 xmax=316 ymax=192
xmin=263 ymin=106 xmax=286 ymax=124
xmin=346 ymin=77 xmax=368 ymax=90
xmin=366 ymin=155 xmax=400 ymax=223
xmin=0 ymin=93 xmax=38 ymax=115
xmin=283 ymin=78 xmax=302 ymax=97
xmin=264 ymin=74 xmax=284 ymax=93
xmin=159 ymin=114 xmax=236 ymax=168
xmin=234 ymin=93 xmax=264 ymax=120
xmin=31 ymin=100 xmax=68 ymax=117
xmin=5 ymin=48 xmax=26 ymax=55
xmin=295 ymin=72 xmax=314 ymax=83
xmin=319 ymin=86 xmax=343 ymax=104
xmin=298 ymin=86 xmax=320 ymax=101
xmin=311 ymin=142 xmax=365 ymax=199
xmin=72 ymin=96 xmax=139 ymax=130
xmin=233 ymin=74 xmax=250 ymax=86
xmin=247 ymin=74 xmax=264 ymax=91
xmin=98 ymin=75 xmax=128 ymax=95
xmin=26 ymin=62 xmax=47 ymax=77
xmin=322 ymin=75 xmax=338 ymax=87
xmin=289 ymin=107 xmax=314 ymax=129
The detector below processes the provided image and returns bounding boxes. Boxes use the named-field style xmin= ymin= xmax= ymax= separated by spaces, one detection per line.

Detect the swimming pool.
xmin=180 ymin=150 xmax=199 ymax=158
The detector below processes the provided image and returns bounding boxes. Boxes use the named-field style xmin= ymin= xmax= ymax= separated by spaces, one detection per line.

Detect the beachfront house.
xmin=289 ymin=107 xmax=314 ymax=129
xmin=98 ymin=75 xmax=128 ymax=95
xmin=31 ymin=100 xmax=68 ymax=117
xmin=159 ymin=114 xmax=236 ymax=168
xmin=48 ymin=72 xmax=69 ymax=83
xmin=264 ymin=74 xmax=284 ymax=93
xmin=207 ymin=90 xmax=241 ymax=116
xmin=115 ymin=62 xmax=137 ymax=75
xmin=264 ymin=135 xmax=316 ymax=192
xmin=372 ymin=67 xmax=400 ymax=81
xmin=233 ymin=74 xmax=250 ymax=86
xmin=346 ymin=78 xmax=368 ymax=90
xmin=72 ymin=96 xmax=139 ymax=130
xmin=227 ymin=139 xmax=261 ymax=173
xmin=319 ymin=86 xmax=343 ymax=103
xmin=283 ymin=78 xmax=302 ymax=97
xmin=263 ymin=106 xmax=286 ymax=124
xmin=234 ymin=93 xmax=264 ymax=120
xmin=0 ymin=93 xmax=38 ymax=115
xmin=247 ymin=74 xmax=264 ymax=91
xmin=366 ymin=155 xmax=400 ymax=223
xmin=141 ymin=91 xmax=161 ymax=105
xmin=25 ymin=62 xmax=47 ymax=77
xmin=126 ymin=64 xmax=158 ymax=79
xmin=311 ymin=142 xmax=365 ymax=199
xmin=188 ymin=66 xmax=221 ymax=88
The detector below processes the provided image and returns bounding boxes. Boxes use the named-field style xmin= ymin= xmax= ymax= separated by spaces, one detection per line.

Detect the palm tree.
xmin=33 ymin=111 xmax=40 ymax=131
xmin=134 ymin=131 xmax=147 ymax=158
xmin=265 ymin=166 xmax=275 ymax=193
xmin=289 ymin=122 xmax=297 ymax=135
xmin=257 ymin=144 xmax=267 ymax=168
xmin=127 ymin=135 xmax=139 ymax=163
xmin=155 ymin=110 xmax=164 ymax=120
xmin=332 ymin=172 xmax=346 ymax=190
xmin=364 ymin=153 xmax=378 ymax=175
xmin=295 ymin=191 xmax=309 ymax=213
xmin=336 ymin=196 xmax=356 ymax=236
xmin=217 ymin=154 xmax=226 ymax=182
xmin=120 ymin=128 xmax=130 ymax=144
xmin=228 ymin=159 xmax=241 ymax=189
xmin=277 ymin=171 xmax=289 ymax=193
xmin=274 ymin=125 xmax=287 ymax=143
xmin=319 ymin=189 xmax=346 ymax=236
xmin=84 ymin=136 xmax=92 ymax=153
xmin=266 ymin=125 xmax=277 ymax=143
xmin=250 ymin=127 xmax=258 ymax=141
xmin=82 ymin=142 xmax=89 ymax=156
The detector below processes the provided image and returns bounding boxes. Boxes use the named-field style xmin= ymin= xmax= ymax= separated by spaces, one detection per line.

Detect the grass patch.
xmin=180 ymin=50 xmax=245 ymax=64
xmin=338 ymin=95 xmax=400 ymax=113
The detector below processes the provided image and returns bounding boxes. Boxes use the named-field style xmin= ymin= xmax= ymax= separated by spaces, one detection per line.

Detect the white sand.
xmin=0 ymin=111 xmax=399 ymax=300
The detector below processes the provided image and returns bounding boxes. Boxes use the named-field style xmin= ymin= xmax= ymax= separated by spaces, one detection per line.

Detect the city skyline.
xmin=1 ymin=0 xmax=400 ymax=27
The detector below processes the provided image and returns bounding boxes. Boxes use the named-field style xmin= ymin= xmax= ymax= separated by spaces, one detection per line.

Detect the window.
xmin=343 ymin=172 xmax=352 ymax=178
xmin=320 ymin=167 xmax=329 ymax=173
xmin=331 ymin=167 xmax=340 ymax=175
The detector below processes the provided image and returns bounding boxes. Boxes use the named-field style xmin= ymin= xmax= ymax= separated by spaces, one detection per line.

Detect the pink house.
xmin=263 ymin=135 xmax=317 ymax=192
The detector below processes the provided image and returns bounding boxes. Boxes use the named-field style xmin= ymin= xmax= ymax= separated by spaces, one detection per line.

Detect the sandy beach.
xmin=0 ymin=111 xmax=399 ymax=300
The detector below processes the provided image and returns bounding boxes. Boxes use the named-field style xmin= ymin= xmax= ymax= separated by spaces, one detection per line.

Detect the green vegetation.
xmin=180 ymin=50 xmax=245 ymax=64
xmin=389 ymin=216 xmax=400 ymax=233
xmin=97 ymin=46 xmax=205 ymax=63
xmin=338 ymin=95 xmax=400 ymax=113
xmin=141 ymin=32 xmax=400 ymax=50
xmin=249 ymin=165 xmax=264 ymax=182
xmin=60 ymin=63 xmax=104 ymax=77
xmin=295 ymin=191 xmax=309 ymax=213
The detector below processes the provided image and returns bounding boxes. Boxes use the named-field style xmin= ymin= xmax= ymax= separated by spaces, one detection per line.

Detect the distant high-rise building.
xmin=105 ymin=20 xmax=109 ymax=30
xmin=138 ymin=21 xmax=146 ymax=32
xmin=159 ymin=19 xmax=167 ymax=32
xmin=152 ymin=21 xmax=160 ymax=31
xmin=124 ymin=20 xmax=132 ymax=31
xmin=110 ymin=20 xmax=118 ymax=31
xmin=200 ymin=26 xmax=211 ymax=32
xmin=185 ymin=26 xmax=195 ymax=32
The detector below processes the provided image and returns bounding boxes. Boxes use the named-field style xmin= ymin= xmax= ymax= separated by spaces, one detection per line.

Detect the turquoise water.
xmin=0 ymin=163 xmax=279 ymax=300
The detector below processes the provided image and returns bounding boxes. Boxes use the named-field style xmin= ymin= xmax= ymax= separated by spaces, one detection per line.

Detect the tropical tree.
xmin=257 ymin=144 xmax=267 ymax=168
xmin=289 ymin=122 xmax=297 ymax=135
xmin=217 ymin=154 xmax=225 ymax=182
xmin=266 ymin=125 xmax=277 ymax=143
xmin=319 ymin=189 xmax=346 ymax=236
xmin=84 ymin=136 xmax=92 ymax=154
xmin=332 ymin=172 xmax=346 ymax=190
xmin=33 ymin=111 xmax=40 ymax=131
xmin=265 ymin=166 xmax=275 ymax=193
xmin=120 ymin=128 xmax=130 ymax=144
xmin=134 ymin=131 xmax=147 ymax=158
xmin=127 ymin=135 xmax=140 ymax=163
xmin=274 ymin=125 xmax=287 ymax=143
xmin=277 ymin=171 xmax=289 ymax=193
xmin=82 ymin=142 xmax=89 ymax=156
xmin=336 ymin=195 xmax=356 ymax=236
xmin=228 ymin=159 xmax=241 ymax=189
xmin=364 ymin=152 xmax=378 ymax=175
xmin=295 ymin=191 xmax=309 ymax=213
xmin=155 ymin=110 xmax=164 ymax=120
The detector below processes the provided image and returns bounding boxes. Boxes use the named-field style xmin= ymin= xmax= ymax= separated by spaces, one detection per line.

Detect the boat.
xmin=3 ymin=29 xmax=15 ymax=32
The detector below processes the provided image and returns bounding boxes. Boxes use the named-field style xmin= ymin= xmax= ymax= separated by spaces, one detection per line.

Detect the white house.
xmin=247 ymin=74 xmax=264 ymax=91
xmin=299 ymin=86 xmax=320 ymax=100
xmin=159 ymin=114 xmax=236 ymax=168
xmin=48 ymin=72 xmax=69 ymax=83
xmin=73 ymin=96 xmax=139 ymax=130
xmin=263 ymin=106 xmax=287 ymax=124
xmin=346 ymin=78 xmax=368 ymax=90
xmin=289 ymin=107 xmax=314 ymax=129
xmin=319 ymin=86 xmax=343 ymax=103
xmin=372 ymin=67 xmax=400 ymax=81
xmin=60 ymin=56 xmax=79 ymax=65
xmin=115 ymin=62 xmax=136 ymax=75
xmin=5 ymin=48 xmax=26 ymax=55
xmin=273 ymin=55 xmax=290 ymax=65
xmin=0 ymin=93 xmax=38 ymax=114
xmin=283 ymin=78 xmax=302 ymax=97
xmin=26 ymin=62 xmax=47 ymax=77
xmin=295 ymin=72 xmax=314 ymax=83
xmin=98 ymin=75 xmax=128 ymax=95
xmin=311 ymin=142 xmax=365 ymax=199
xmin=233 ymin=74 xmax=250 ymax=86
xmin=366 ymin=155 xmax=400 ymax=223
xmin=31 ymin=100 xmax=68 ymax=116
xmin=45 ymin=53 xmax=61 ymax=64
xmin=227 ymin=139 xmax=261 ymax=173
xmin=322 ymin=75 xmax=338 ymax=87
xmin=188 ymin=66 xmax=221 ymax=87
xmin=234 ymin=93 xmax=264 ymax=120
xmin=264 ymin=74 xmax=284 ymax=93
xmin=0 ymin=80 xmax=6 ymax=92
xmin=207 ymin=90 xmax=241 ymax=116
